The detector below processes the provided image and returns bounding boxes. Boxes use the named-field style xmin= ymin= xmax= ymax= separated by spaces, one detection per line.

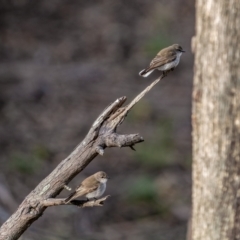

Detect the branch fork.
xmin=0 ymin=74 xmax=164 ymax=240
xmin=93 ymin=74 xmax=164 ymax=156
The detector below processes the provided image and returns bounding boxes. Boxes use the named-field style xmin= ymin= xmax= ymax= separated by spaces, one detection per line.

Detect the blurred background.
xmin=0 ymin=0 xmax=194 ymax=239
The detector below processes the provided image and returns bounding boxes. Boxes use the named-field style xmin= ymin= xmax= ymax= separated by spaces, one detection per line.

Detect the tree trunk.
xmin=192 ymin=0 xmax=240 ymax=240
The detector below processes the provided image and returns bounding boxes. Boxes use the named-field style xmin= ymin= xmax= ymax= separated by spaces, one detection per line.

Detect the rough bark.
xmin=0 ymin=75 xmax=164 ymax=240
xmin=192 ymin=1 xmax=240 ymax=240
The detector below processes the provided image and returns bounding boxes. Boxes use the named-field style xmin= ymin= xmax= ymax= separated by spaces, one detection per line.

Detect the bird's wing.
xmin=81 ymin=175 xmax=99 ymax=189
xmin=146 ymin=50 xmax=177 ymax=71
xmin=65 ymin=175 xmax=100 ymax=203
xmin=65 ymin=184 xmax=99 ymax=203
xmin=64 ymin=185 xmax=89 ymax=202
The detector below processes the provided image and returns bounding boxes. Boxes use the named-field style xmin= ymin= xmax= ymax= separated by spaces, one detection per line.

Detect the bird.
xmin=139 ymin=44 xmax=185 ymax=77
xmin=65 ymin=171 xmax=109 ymax=203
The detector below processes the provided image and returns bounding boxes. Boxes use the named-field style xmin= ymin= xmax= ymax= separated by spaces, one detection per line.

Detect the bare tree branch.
xmin=43 ymin=195 xmax=110 ymax=208
xmin=0 ymin=74 xmax=164 ymax=240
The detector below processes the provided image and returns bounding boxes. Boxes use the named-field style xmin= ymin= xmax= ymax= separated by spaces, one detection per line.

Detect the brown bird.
xmin=65 ymin=171 xmax=109 ymax=203
xmin=139 ymin=44 xmax=185 ymax=77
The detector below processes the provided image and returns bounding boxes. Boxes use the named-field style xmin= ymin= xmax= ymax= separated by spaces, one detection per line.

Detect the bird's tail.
xmin=139 ymin=68 xmax=154 ymax=77
xmin=64 ymin=191 xmax=76 ymax=203
xmin=65 ymin=188 xmax=89 ymax=203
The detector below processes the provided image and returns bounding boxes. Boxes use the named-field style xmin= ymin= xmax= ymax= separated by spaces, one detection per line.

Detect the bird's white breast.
xmin=158 ymin=52 xmax=182 ymax=71
xmin=86 ymin=182 xmax=106 ymax=199
xmin=100 ymin=178 xmax=108 ymax=184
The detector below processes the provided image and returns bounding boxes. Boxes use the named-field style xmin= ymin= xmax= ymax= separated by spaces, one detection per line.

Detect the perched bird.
xmin=65 ymin=171 xmax=109 ymax=203
xmin=139 ymin=44 xmax=185 ymax=77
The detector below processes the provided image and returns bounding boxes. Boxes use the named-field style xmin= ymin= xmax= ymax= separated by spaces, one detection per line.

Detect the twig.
xmin=107 ymin=74 xmax=164 ymax=129
xmin=125 ymin=74 xmax=164 ymax=112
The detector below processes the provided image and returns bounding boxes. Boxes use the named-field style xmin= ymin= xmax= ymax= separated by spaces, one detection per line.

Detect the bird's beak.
xmin=181 ymin=50 xmax=186 ymax=53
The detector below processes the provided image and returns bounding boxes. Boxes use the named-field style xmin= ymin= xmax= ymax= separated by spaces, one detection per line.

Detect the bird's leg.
xmin=163 ymin=69 xmax=173 ymax=77
xmin=163 ymin=71 xmax=168 ymax=77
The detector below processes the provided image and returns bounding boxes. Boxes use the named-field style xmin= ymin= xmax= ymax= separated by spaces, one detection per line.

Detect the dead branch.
xmin=0 ymin=74 xmax=164 ymax=240
xmin=43 ymin=195 xmax=110 ymax=208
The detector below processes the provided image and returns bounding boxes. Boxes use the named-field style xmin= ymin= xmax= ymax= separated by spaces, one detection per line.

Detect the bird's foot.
xmin=163 ymin=69 xmax=173 ymax=77
xmin=163 ymin=71 xmax=168 ymax=77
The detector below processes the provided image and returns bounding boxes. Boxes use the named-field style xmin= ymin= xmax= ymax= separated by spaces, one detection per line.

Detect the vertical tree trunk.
xmin=192 ymin=0 xmax=240 ymax=240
